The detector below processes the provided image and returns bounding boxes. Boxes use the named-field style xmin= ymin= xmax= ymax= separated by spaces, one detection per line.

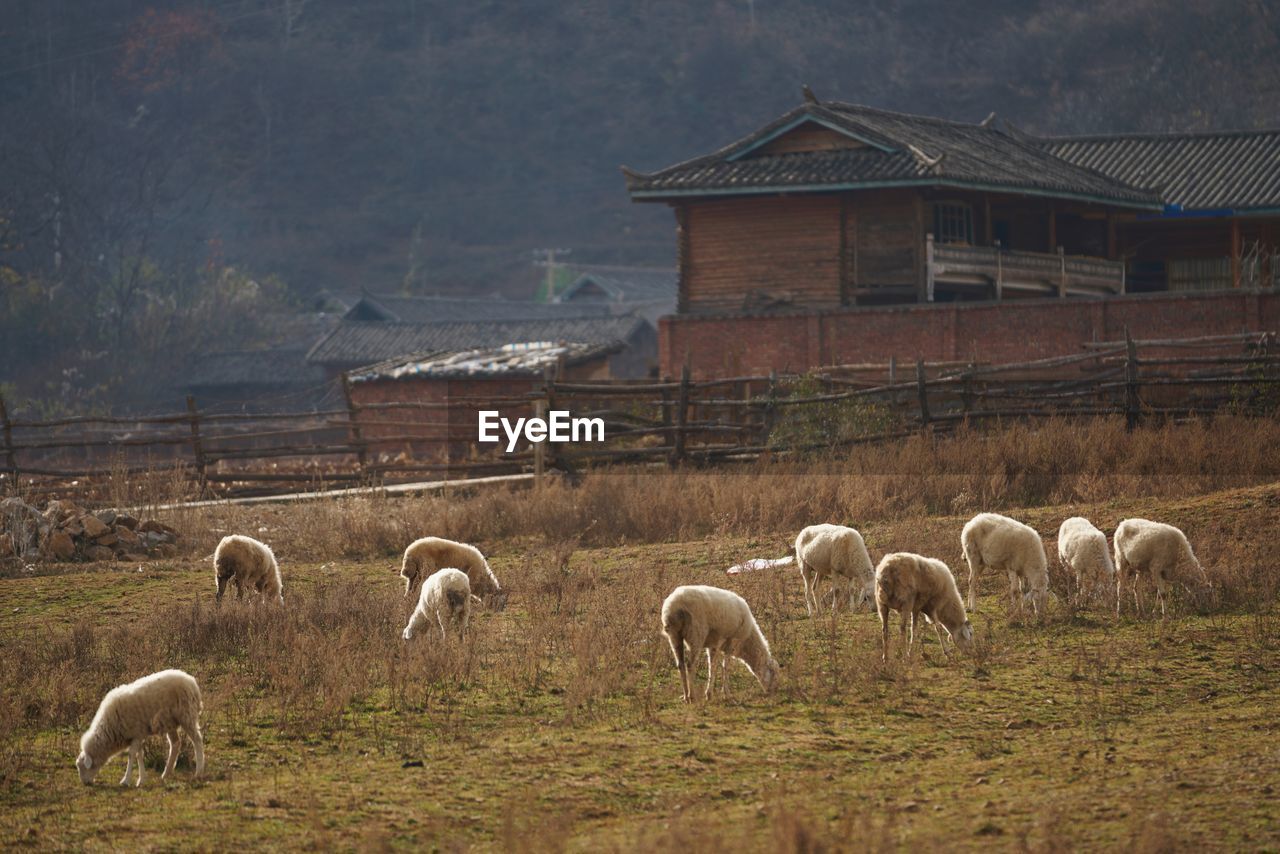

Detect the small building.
xmin=307 ymin=313 xmax=658 ymax=380
xmin=623 ymin=97 xmax=1280 ymax=376
xmin=553 ymin=265 xmax=678 ymax=324
xmin=347 ymin=341 xmax=619 ymax=463
xmin=180 ymin=348 xmax=333 ymax=413
xmin=340 ymin=292 xmax=615 ymax=324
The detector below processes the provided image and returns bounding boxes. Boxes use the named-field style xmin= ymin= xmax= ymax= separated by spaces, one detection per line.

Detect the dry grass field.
xmin=2 ymin=418 xmax=1279 ymax=851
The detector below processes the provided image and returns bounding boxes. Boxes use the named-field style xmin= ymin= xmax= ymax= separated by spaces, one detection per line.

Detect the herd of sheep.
xmin=74 ymin=513 xmax=1206 ymax=786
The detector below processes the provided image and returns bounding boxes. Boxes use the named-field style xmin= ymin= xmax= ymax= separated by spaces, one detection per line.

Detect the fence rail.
xmin=1 ymin=330 xmax=1276 ymax=501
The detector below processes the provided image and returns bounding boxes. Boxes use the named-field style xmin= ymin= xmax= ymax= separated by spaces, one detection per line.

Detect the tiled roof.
xmin=624 ymin=102 xmax=1161 ymax=209
xmin=344 ymin=293 xmax=614 ymax=324
xmin=556 ymin=266 xmax=678 ymax=304
xmin=183 ymin=349 xmax=328 ymax=388
xmin=1039 ymin=130 xmax=1280 ymax=212
xmin=307 ymin=314 xmax=650 ymax=367
xmin=350 ymin=341 xmax=618 ymax=382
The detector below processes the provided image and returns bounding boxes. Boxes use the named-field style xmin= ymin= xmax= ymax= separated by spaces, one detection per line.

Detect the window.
xmin=932 ymin=202 xmax=974 ymax=245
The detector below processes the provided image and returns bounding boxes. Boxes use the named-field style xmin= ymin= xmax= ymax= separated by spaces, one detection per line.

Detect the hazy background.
xmin=2 ymin=0 xmax=1277 ymax=407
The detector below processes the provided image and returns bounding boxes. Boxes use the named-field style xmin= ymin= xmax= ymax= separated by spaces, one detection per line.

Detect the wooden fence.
xmin=1 ymin=330 xmax=1276 ymax=501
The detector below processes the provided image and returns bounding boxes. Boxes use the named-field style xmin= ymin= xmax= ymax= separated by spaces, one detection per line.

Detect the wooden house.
xmin=624 ymin=98 xmax=1280 ymax=376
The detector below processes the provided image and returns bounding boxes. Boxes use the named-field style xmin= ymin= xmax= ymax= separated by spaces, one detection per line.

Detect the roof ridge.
xmin=822 ymin=100 xmax=981 ymax=128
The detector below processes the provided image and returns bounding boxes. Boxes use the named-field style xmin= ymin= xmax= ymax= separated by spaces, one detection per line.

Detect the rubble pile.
xmin=0 ymin=498 xmax=180 ymax=562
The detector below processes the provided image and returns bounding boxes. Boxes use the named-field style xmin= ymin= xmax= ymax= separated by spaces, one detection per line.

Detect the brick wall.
xmin=659 ymin=290 xmax=1280 ymax=378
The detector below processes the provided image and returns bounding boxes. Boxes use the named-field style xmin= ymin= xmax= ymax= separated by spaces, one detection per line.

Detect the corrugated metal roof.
xmin=625 ymin=102 xmax=1161 ymax=208
xmin=1040 ymin=130 xmax=1280 ymax=211
xmin=350 ymin=341 xmax=618 ymax=382
xmin=307 ymin=314 xmax=650 ymax=366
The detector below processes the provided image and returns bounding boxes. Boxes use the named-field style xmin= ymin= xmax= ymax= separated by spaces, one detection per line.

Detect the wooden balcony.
xmin=926 ymin=235 xmax=1125 ymax=300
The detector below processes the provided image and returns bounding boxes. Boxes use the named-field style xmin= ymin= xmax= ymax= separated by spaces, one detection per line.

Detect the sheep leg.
xmin=879 ymin=602 xmax=892 ymax=661
xmin=931 ymin=619 xmax=948 ymax=658
xmin=703 ymin=648 xmax=715 ymax=701
xmin=189 ymin=726 xmax=205 ymax=777
xmin=1008 ymin=571 xmax=1021 ymax=617
xmin=679 ymin=644 xmax=692 ymax=703
xmin=436 ymin=610 xmax=448 ymax=642
xmin=162 ymin=732 xmax=180 ymax=779
xmin=131 ymin=742 xmax=145 ymax=787
xmin=800 ymin=565 xmax=818 ymax=616
xmin=235 ymin=578 xmax=244 ymax=601
xmin=900 ymin=609 xmax=911 ymax=657
xmin=720 ymin=652 xmax=731 ymax=698
xmin=119 ymin=749 xmax=133 ymax=786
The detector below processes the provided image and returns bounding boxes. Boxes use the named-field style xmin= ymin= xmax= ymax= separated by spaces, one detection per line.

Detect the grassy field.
xmin=3 ymin=424 xmax=1280 ymax=850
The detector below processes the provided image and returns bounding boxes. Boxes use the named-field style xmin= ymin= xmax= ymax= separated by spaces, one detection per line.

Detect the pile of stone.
xmin=0 ymin=497 xmax=180 ymax=562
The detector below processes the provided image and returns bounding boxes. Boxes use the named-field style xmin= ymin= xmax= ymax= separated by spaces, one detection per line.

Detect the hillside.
xmin=2 ymin=0 xmax=1278 ymax=404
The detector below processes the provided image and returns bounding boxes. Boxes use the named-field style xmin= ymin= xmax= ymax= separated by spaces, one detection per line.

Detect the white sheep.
xmin=875 ymin=552 xmax=974 ymax=660
xmin=402 ymin=567 xmax=477 ymax=641
xmin=794 ymin=523 xmax=875 ymax=616
xmin=1057 ymin=517 xmax=1115 ymax=604
xmin=1113 ymin=518 xmax=1209 ymax=618
xmin=660 ymin=585 xmax=779 ymax=703
xmin=960 ymin=512 xmax=1049 ymax=616
xmin=76 ymin=669 xmax=205 ymax=787
xmin=399 ymin=537 xmax=504 ymax=607
xmin=214 ymin=534 xmax=283 ymax=605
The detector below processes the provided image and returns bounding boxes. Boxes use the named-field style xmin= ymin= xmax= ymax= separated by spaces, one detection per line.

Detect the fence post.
xmin=671 ymin=362 xmax=690 ymax=467
xmin=916 ymin=358 xmax=931 ymax=430
xmin=1124 ymin=329 xmax=1141 ymax=431
xmin=0 ymin=393 xmax=18 ymax=489
xmin=660 ymin=380 xmax=674 ymax=458
xmin=341 ymin=373 xmax=369 ymax=478
xmin=532 ymin=393 xmax=547 ymax=490
xmin=185 ymin=395 xmax=207 ymax=490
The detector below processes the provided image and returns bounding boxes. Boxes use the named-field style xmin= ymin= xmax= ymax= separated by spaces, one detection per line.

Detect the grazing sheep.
xmin=794 ymin=523 xmax=875 ymax=616
xmin=214 ymin=534 xmax=283 ymax=605
xmin=402 ymin=568 xmax=477 ymax=642
xmin=960 ymin=512 xmax=1049 ymax=616
xmin=76 ymin=669 xmax=205 ymax=787
xmin=875 ymin=552 xmax=974 ymax=660
xmin=661 ymin=585 xmax=779 ymax=703
xmin=1113 ymin=518 xmax=1209 ymax=618
xmin=399 ymin=537 xmax=504 ymax=607
xmin=1057 ymin=517 xmax=1115 ymax=604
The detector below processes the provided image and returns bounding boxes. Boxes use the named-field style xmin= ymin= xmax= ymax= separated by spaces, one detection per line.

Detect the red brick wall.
xmin=659 ymin=291 xmax=1280 ymax=378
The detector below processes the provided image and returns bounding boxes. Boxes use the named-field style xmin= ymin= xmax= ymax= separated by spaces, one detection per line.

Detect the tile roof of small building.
xmin=307 ymin=313 xmax=651 ymax=367
xmin=344 ymin=293 xmax=615 ymax=324
xmin=349 ymin=341 xmax=619 ymax=382
xmin=1038 ymin=129 xmax=1280 ymax=212
xmin=555 ymin=266 xmax=678 ymax=304
xmin=624 ymin=101 xmax=1162 ymax=209
xmin=182 ymin=348 xmax=328 ymax=389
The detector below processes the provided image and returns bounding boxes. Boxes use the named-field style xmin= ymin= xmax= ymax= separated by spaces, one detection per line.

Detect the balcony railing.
xmin=926 ymin=235 xmax=1125 ymax=300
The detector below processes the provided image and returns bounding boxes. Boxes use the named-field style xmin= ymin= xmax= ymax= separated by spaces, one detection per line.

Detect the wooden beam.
xmin=915 ymin=195 xmax=927 ymax=302
xmin=1231 ymin=218 xmax=1241 ymax=289
xmin=674 ymin=204 xmax=690 ymax=312
xmin=1047 ymin=204 xmax=1056 ymax=253
xmin=839 ymin=196 xmax=851 ymax=305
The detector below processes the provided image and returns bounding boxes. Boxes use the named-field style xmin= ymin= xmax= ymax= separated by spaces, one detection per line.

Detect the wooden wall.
xmin=682 ymin=196 xmax=843 ymax=311
xmin=679 ymin=190 xmax=925 ymax=312
xmin=849 ymin=191 xmax=920 ymax=299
